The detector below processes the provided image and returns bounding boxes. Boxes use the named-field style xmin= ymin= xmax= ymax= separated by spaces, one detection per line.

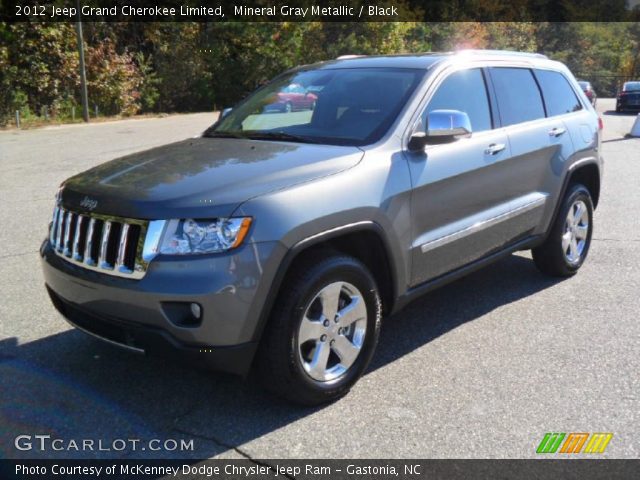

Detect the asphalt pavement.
xmin=0 ymin=101 xmax=638 ymax=460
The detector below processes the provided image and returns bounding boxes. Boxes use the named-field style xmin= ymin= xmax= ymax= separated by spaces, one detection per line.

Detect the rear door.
xmin=532 ymin=68 xmax=597 ymax=232
xmin=487 ymin=67 xmax=575 ymax=238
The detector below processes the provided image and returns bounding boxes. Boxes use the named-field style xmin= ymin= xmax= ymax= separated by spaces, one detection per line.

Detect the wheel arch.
xmin=251 ymin=222 xmax=398 ymax=348
xmin=537 ymin=160 xmax=601 ymax=249
xmin=568 ymin=162 xmax=600 ymax=208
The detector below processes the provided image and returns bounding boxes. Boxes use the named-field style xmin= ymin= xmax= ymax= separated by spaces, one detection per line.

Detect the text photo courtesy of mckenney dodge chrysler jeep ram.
xmin=41 ymin=50 xmax=603 ymax=405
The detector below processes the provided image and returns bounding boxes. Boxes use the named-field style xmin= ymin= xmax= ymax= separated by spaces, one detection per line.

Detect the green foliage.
xmin=536 ymin=23 xmax=640 ymax=95
xmin=85 ymin=39 xmax=143 ymax=116
xmin=5 ymin=24 xmax=79 ymax=117
xmin=1 ymin=21 xmax=639 ymax=124
xmin=135 ymin=52 xmax=160 ymax=112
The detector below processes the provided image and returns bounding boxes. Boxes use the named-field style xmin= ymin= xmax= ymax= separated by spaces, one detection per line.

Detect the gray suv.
xmin=41 ymin=51 xmax=603 ymax=405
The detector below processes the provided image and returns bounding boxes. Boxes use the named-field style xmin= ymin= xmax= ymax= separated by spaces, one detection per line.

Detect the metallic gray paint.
xmin=61 ymin=137 xmax=364 ymax=219
xmin=42 ymin=240 xmax=285 ymax=346
xmin=42 ymin=51 xmax=603 ymax=374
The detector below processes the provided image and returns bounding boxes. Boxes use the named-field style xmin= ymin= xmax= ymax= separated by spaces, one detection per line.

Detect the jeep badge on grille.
xmin=79 ymin=196 xmax=98 ymax=211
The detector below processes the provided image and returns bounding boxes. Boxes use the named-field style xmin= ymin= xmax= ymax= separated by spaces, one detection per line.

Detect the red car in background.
xmin=264 ymin=83 xmax=318 ymax=113
xmin=577 ymin=81 xmax=597 ymax=107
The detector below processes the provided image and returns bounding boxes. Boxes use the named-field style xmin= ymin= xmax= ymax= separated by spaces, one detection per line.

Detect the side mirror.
xmin=407 ymin=110 xmax=472 ymax=152
xmin=408 ymin=132 xmax=428 ymax=152
xmin=426 ymin=109 xmax=472 ymax=141
xmin=221 ymin=107 xmax=233 ymax=118
xmin=427 ymin=110 xmax=471 ymax=143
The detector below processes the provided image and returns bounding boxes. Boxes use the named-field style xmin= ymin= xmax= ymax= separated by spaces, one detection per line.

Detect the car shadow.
xmin=602 ymin=136 xmax=636 ymax=143
xmin=370 ymin=254 xmax=560 ymax=371
xmin=0 ymin=254 xmax=562 ymax=461
xmin=602 ymin=110 xmax=640 ymax=116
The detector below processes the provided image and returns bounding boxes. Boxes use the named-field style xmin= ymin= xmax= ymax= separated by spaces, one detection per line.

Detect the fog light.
xmin=161 ymin=302 xmax=203 ymax=327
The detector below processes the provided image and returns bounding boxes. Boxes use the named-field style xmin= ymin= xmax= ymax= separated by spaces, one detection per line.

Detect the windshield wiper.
xmin=202 ymin=131 xmax=246 ymax=139
xmin=242 ymin=131 xmax=321 ymax=144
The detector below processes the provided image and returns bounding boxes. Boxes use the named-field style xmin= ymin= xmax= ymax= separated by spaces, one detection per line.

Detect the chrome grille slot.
xmin=71 ymin=215 xmax=85 ymax=261
xmin=56 ymin=208 xmax=65 ymax=252
xmin=90 ymin=219 xmax=104 ymax=264
xmin=84 ymin=218 xmax=97 ymax=266
xmin=48 ymin=207 xmax=150 ymax=279
xmin=123 ymin=225 xmax=141 ymax=271
xmin=62 ymin=211 xmax=75 ymax=257
xmin=98 ymin=220 xmax=112 ymax=269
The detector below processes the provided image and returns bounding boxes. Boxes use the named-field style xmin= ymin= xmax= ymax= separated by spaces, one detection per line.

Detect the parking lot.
xmin=0 ymin=99 xmax=638 ymax=460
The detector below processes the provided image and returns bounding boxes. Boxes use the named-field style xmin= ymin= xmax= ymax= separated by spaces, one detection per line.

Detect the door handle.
xmin=484 ymin=143 xmax=506 ymax=155
xmin=548 ymin=127 xmax=567 ymax=137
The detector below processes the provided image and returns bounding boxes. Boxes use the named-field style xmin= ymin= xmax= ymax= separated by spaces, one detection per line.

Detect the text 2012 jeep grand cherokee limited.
xmin=42 ymin=51 xmax=603 ymax=405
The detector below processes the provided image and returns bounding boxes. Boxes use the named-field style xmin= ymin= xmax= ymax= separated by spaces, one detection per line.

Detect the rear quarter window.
xmin=489 ymin=68 xmax=546 ymax=127
xmin=535 ymin=69 xmax=583 ymax=116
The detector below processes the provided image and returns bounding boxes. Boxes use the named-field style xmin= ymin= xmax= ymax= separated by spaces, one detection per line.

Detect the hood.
xmin=61 ymin=137 xmax=363 ymax=219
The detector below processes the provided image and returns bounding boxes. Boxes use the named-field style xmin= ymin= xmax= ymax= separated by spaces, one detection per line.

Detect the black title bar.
xmin=1 ymin=459 xmax=639 ymax=480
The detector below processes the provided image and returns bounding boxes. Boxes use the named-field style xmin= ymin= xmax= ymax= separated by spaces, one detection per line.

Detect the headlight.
xmin=158 ymin=218 xmax=252 ymax=255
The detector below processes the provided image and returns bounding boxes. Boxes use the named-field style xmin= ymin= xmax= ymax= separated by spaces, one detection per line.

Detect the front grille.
xmin=49 ymin=206 xmax=148 ymax=279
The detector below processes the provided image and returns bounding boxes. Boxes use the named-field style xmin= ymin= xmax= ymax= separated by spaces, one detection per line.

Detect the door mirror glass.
xmin=426 ymin=109 xmax=472 ymax=141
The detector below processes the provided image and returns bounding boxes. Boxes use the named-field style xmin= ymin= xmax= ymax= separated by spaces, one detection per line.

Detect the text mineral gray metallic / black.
xmin=41 ymin=50 xmax=603 ymax=405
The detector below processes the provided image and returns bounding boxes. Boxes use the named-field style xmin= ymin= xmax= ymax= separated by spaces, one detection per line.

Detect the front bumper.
xmin=41 ymin=239 xmax=286 ymax=375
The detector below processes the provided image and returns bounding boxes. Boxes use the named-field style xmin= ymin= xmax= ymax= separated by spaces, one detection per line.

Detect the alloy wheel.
xmin=562 ymin=199 xmax=589 ymax=264
xmin=297 ymin=281 xmax=367 ymax=382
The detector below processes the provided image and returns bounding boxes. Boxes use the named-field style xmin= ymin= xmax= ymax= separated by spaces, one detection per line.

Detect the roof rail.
xmin=456 ymin=49 xmax=548 ymax=59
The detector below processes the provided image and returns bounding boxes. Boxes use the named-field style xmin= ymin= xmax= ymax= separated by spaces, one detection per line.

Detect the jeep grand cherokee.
xmin=42 ymin=50 xmax=603 ymax=405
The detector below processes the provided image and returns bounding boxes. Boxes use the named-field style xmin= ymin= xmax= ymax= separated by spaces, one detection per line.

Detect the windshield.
xmin=205 ymin=67 xmax=425 ymax=146
xmin=623 ymin=82 xmax=640 ymax=92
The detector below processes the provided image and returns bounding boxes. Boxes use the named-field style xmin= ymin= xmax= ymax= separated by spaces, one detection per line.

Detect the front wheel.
xmin=255 ymin=252 xmax=381 ymax=405
xmin=532 ymin=184 xmax=594 ymax=277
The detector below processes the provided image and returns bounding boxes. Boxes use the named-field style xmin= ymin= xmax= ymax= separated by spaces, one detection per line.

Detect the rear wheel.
xmin=255 ymin=252 xmax=381 ymax=406
xmin=532 ymin=184 xmax=593 ymax=277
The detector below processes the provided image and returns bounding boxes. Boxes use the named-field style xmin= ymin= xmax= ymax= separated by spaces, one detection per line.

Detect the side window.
xmin=534 ymin=69 xmax=582 ymax=116
xmin=490 ymin=68 xmax=545 ymax=127
xmin=424 ymin=68 xmax=492 ymax=133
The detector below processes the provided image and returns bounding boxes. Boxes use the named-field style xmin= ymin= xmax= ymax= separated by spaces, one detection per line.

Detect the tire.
xmin=255 ymin=251 xmax=382 ymax=406
xmin=532 ymin=184 xmax=593 ymax=277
